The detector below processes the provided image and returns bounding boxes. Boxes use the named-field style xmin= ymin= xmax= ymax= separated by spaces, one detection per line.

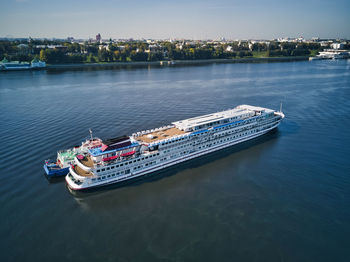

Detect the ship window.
xmin=101 ymin=168 xmax=105 ymax=171
xmin=137 ymin=159 xmax=140 ymax=161
xmin=133 ymin=160 xmax=136 ymax=162
xmin=120 ymin=164 xmax=123 ymax=166
xmin=107 ymin=175 xmax=111 ymax=178
xmin=142 ymin=158 xmax=144 ymax=160
xmin=107 ymin=167 xmax=110 ymax=170
xmin=98 ymin=177 xmax=101 ymax=180
xmin=146 ymin=156 xmax=148 ymax=159
xmin=111 ymin=166 xmax=114 ymax=169
xmin=116 ymin=165 xmax=119 ymax=167
xmin=129 ymin=161 xmax=132 ymax=164
xmin=92 ymin=178 xmax=96 ymax=181
xmin=102 ymin=176 xmax=106 ymax=179
xmin=97 ymin=170 xmax=100 ymax=173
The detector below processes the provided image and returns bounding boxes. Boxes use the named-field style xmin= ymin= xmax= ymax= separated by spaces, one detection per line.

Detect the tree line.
xmin=0 ymin=39 xmax=341 ymax=64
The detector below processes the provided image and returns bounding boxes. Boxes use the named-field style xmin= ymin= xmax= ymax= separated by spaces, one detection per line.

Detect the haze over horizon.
xmin=1 ymin=0 xmax=349 ymax=40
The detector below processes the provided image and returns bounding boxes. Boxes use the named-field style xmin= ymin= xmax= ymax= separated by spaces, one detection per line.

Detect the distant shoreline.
xmin=1 ymin=57 xmax=309 ymax=72
xmin=46 ymin=56 xmax=308 ymax=69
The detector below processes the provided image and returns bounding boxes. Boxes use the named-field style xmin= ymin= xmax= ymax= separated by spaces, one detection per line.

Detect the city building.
xmin=96 ymin=33 xmax=101 ymax=43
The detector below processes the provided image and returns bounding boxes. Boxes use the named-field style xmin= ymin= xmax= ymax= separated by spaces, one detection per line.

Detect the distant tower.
xmin=96 ymin=33 xmax=101 ymax=43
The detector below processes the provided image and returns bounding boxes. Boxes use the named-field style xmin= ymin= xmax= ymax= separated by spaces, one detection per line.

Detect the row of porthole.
xmin=92 ymin=170 xmax=130 ymax=182
xmin=198 ymin=127 xmax=266 ymax=149
xmin=91 ymin=149 xmax=201 ymax=183
xmin=161 ymin=137 xmax=188 ymax=146
xmin=211 ymin=116 xmax=263 ymax=132
xmin=69 ymin=173 xmax=83 ymax=185
xmin=97 ymin=153 xmax=160 ymax=172
xmin=209 ymin=118 xmax=260 ymax=136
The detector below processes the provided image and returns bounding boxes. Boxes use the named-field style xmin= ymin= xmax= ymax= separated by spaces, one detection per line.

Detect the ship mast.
xmin=89 ymin=128 xmax=93 ymax=140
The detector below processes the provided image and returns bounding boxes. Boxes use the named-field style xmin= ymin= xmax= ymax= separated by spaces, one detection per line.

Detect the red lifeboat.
xmin=120 ymin=151 xmax=136 ymax=157
xmin=102 ymin=155 xmax=119 ymax=162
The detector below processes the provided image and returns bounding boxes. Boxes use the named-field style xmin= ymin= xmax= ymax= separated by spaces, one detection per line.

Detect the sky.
xmin=0 ymin=0 xmax=349 ymax=39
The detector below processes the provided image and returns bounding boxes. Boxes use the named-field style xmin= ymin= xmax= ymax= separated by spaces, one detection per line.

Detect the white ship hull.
xmin=66 ymin=107 xmax=284 ymax=191
xmin=67 ymin=123 xmax=279 ymax=191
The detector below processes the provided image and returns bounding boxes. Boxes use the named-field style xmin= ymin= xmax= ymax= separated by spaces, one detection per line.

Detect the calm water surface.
xmin=0 ymin=61 xmax=349 ymax=262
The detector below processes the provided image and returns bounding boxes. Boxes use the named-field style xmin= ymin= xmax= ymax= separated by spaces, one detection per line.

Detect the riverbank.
xmin=46 ymin=56 xmax=308 ymax=70
xmin=0 ymin=56 xmax=309 ymax=72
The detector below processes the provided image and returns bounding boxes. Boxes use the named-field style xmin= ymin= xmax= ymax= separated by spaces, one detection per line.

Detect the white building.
xmin=331 ymin=43 xmax=344 ymax=50
xmin=226 ymin=46 xmax=233 ymax=52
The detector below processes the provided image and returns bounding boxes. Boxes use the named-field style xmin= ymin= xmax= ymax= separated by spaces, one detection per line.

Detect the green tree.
xmin=98 ymin=49 xmax=109 ymax=62
xmin=147 ymin=52 xmax=163 ymax=61
xmin=86 ymin=53 xmax=96 ymax=63
xmin=39 ymin=49 xmax=66 ymax=63
xmin=130 ymin=50 xmax=148 ymax=61
xmin=39 ymin=49 xmax=46 ymax=61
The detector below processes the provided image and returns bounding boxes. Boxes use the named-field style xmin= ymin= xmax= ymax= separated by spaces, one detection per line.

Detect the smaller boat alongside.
xmin=43 ymin=159 xmax=70 ymax=177
xmin=43 ymin=130 xmax=102 ymax=177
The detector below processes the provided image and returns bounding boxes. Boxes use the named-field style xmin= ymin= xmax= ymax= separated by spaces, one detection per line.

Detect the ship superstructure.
xmin=66 ymin=105 xmax=285 ymax=190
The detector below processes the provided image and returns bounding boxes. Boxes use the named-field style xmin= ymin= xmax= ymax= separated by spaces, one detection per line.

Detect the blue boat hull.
xmin=43 ymin=164 xmax=70 ymax=177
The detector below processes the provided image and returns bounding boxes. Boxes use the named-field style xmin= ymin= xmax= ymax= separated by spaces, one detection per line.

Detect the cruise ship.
xmin=66 ymin=105 xmax=285 ymax=191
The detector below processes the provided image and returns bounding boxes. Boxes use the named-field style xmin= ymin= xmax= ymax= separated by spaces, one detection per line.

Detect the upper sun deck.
xmin=236 ymin=104 xmax=274 ymax=113
xmin=135 ymin=126 xmax=186 ymax=144
xmin=132 ymin=105 xmax=274 ymax=145
xmin=172 ymin=106 xmax=258 ymax=132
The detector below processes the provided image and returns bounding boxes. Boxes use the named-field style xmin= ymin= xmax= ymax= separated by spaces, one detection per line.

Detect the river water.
xmin=1 ymin=60 xmax=349 ymax=262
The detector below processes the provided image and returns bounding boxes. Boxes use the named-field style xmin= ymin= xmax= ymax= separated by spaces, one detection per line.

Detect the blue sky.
xmin=1 ymin=0 xmax=349 ymax=39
